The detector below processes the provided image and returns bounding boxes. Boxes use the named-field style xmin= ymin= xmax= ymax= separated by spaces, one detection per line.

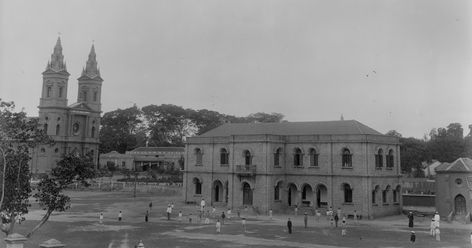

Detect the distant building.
xmin=423 ymin=160 xmax=442 ymax=178
xmin=435 ymin=157 xmax=472 ymax=218
xmin=99 ymin=147 xmax=185 ymax=171
xmin=183 ymin=120 xmax=402 ymax=219
xmin=30 ymin=37 xmax=102 ymax=173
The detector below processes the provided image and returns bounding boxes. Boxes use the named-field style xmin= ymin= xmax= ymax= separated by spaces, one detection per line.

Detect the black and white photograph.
xmin=0 ymin=0 xmax=471 ymax=247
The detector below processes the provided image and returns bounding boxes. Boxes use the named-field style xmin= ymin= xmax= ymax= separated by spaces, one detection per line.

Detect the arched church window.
xmin=73 ymin=123 xmax=80 ymax=135
xmin=91 ymin=126 xmax=96 ymax=138
xmin=59 ymin=87 xmax=63 ymax=98
xmin=93 ymin=92 xmax=98 ymax=101
xmin=44 ymin=123 xmax=48 ymax=133
xmin=82 ymin=91 xmax=87 ymax=101
xmin=47 ymin=86 xmax=52 ymax=97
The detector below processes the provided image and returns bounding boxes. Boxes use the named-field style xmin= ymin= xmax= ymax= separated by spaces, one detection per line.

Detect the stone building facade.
xmin=435 ymin=157 xmax=472 ymax=219
xmin=183 ymin=120 xmax=402 ymax=218
xmin=99 ymin=147 xmax=185 ymax=171
xmin=30 ymin=37 xmax=103 ymax=173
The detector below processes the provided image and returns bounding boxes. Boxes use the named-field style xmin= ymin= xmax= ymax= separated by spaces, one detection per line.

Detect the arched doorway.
xmin=242 ymin=182 xmax=253 ymax=205
xmin=301 ymin=184 xmax=313 ymax=206
xmin=288 ymin=183 xmax=298 ymax=206
xmin=316 ymin=184 xmax=328 ymax=208
xmin=455 ymin=194 xmax=466 ymax=215
xmin=213 ymin=180 xmax=224 ymax=202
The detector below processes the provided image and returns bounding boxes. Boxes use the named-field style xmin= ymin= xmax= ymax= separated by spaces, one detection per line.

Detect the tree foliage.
xmin=100 ymin=104 xmax=285 ymax=152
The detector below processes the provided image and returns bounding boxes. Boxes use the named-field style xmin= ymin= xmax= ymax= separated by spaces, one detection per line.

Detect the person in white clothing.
xmin=99 ymin=213 xmax=104 ymax=224
xmin=430 ymin=218 xmax=436 ymax=237
xmin=200 ymin=198 xmax=206 ymax=212
xmin=216 ymin=219 xmax=221 ymax=233
xmin=434 ymin=211 xmax=440 ymax=228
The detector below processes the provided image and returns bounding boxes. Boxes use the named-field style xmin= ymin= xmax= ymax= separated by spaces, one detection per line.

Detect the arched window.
xmin=342 ymin=148 xmax=352 ymax=168
xmin=43 ymin=123 xmax=48 ymax=134
xmin=56 ymin=124 xmax=60 ymax=135
xmin=387 ymin=149 xmax=394 ymax=168
xmin=293 ymin=148 xmax=303 ymax=167
xmin=244 ymin=150 xmax=252 ymax=165
xmin=375 ymin=149 xmax=383 ymax=168
xmin=383 ymin=185 xmax=391 ymax=204
xmin=274 ymin=148 xmax=282 ymax=167
xmin=274 ymin=182 xmax=281 ymax=201
xmin=220 ymin=148 xmax=229 ymax=165
xmin=93 ymin=91 xmax=98 ymax=101
xmin=82 ymin=91 xmax=88 ymax=101
xmin=372 ymin=185 xmax=379 ymax=204
xmin=91 ymin=126 xmax=96 ymax=138
xmin=343 ymin=183 xmax=353 ymax=203
xmin=58 ymin=86 xmax=63 ymax=98
xmin=195 ymin=148 xmax=203 ymax=166
xmin=193 ymin=178 xmax=202 ymax=195
xmin=309 ymin=148 xmax=318 ymax=167
xmin=393 ymin=185 xmax=400 ymax=203
xmin=47 ymin=86 xmax=52 ymax=97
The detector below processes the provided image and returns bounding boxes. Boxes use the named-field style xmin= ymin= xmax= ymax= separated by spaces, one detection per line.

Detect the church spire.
xmin=46 ymin=37 xmax=67 ymax=72
xmin=81 ymin=44 xmax=100 ymax=78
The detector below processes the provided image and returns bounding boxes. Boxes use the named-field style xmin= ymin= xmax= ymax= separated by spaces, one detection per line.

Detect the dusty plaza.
xmin=2 ymin=189 xmax=470 ymax=248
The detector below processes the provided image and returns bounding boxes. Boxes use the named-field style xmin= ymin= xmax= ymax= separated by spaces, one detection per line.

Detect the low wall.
xmin=68 ymin=181 xmax=182 ymax=194
xmin=402 ymin=194 xmax=435 ymax=207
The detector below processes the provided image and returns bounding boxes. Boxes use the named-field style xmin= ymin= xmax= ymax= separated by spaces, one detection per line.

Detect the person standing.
xmin=118 ymin=211 xmax=123 ymax=221
xmin=149 ymin=202 xmax=153 ymax=210
xmin=269 ymin=209 xmax=273 ymax=220
xmin=410 ymin=231 xmax=416 ymax=244
xmin=212 ymin=206 xmax=216 ymax=216
xmin=315 ymin=209 xmax=321 ymax=223
xmin=188 ymin=213 xmax=193 ymax=223
xmin=408 ymin=212 xmax=414 ymax=228
xmin=221 ymin=211 xmax=226 ymax=225
xmin=205 ymin=216 xmax=210 ymax=224
xmin=178 ymin=211 xmax=183 ymax=222
xmin=434 ymin=211 xmax=440 ymax=228
xmin=341 ymin=217 xmax=347 ymax=236
xmin=227 ymin=208 xmax=232 ymax=220
xmin=304 ymin=212 xmax=308 ymax=228
xmin=171 ymin=202 xmax=175 ymax=211
xmin=145 ymin=211 xmax=149 ymax=222
xmin=430 ymin=218 xmax=435 ymax=236
xmin=334 ymin=213 xmax=339 ymax=228
xmin=200 ymin=198 xmax=206 ymax=212
xmin=287 ymin=218 xmax=293 ymax=234
xmin=435 ymin=227 xmax=440 ymax=241
xmin=99 ymin=212 xmax=104 ymax=224
xmin=166 ymin=204 xmax=172 ymax=220
xmin=216 ymin=219 xmax=221 ymax=233
xmin=242 ymin=218 xmax=247 ymax=233
xmin=353 ymin=210 xmax=358 ymax=224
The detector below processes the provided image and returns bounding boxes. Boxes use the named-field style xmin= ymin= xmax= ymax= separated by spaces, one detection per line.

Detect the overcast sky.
xmin=1 ymin=0 xmax=471 ymax=138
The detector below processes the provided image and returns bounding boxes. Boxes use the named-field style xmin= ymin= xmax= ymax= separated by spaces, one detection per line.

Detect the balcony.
xmin=236 ymin=165 xmax=256 ymax=176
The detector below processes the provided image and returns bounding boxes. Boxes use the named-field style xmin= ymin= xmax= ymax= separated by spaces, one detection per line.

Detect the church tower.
xmin=38 ymin=37 xmax=70 ymax=136
xmin=77 ymin=44 xmax=103 ymax=112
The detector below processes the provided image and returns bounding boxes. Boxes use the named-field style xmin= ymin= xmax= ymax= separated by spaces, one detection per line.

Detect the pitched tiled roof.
xmin=435 ymin=158 xmax=472 ymax=173
xmin=199 ymin=120 xmax=383 ymax=137
xmin=129 ymin=147 xmax=185 ymax=153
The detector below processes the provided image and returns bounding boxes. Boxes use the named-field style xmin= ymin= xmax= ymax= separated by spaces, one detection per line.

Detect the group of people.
xmin=98 ymin=210 xmax=123 ymax=224
xmin=408 ymin=211 xmax=441 ymax=245
xmin=286 ymin=206 xmax=351 ymax=236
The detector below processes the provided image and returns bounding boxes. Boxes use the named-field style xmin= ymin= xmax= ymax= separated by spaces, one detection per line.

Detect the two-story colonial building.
xmin=183 ymin=120 xmax=402 ymax=219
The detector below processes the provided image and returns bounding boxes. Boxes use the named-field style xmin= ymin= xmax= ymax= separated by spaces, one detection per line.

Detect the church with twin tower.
xmin=30 ymin=37 xmax=103 ymax=173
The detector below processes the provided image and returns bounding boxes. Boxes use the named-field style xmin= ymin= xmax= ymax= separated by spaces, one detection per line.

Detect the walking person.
xmin=304 ymin=212 xmax=308 ymax=228
xmin=216 ymin=219 xmax=221 ymax=233
xmin=341 ymin=217 xmax=347 ymax=236
xmin=334 ymin=212 xmax=339 ymax=228
xmin=242 ymin=218 xmax=246 ymax=233
xmin=430 ymin=218 xmax=435 ymax=236
xmin=118 ymin=211 xmax=123 ymax=221
xmin=287 ymin=218 xmax=293 ymax=234
xmin=435 ymin=227 xmax=440 ymax=241
xmin=408 ymin=212 xmax=414 ymax=228
xmin=410 ymin=231 xmax=416 ymax=244
xmin=99 ymin=212 xmax=104 ymax=224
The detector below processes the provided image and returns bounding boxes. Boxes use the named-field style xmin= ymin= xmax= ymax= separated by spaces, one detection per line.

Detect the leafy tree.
xmin=386 ymin=130 xmax=402 ymax=138
xmin=0 ymin=100 xmax=52 ymax=236
xmin=244 ymin=112 xmax=284 ymax=123
xmin=399 ymin=137 xmax=429 ymax=177
xmin=427 ymin=123 xmax=465 ymax=162
xmin=99 ymin=106 xmax=144 ymax=153
xmin=27 ymin=153 xmax=95 ymax=237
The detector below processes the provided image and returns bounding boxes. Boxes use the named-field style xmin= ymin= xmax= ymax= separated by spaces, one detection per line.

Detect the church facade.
xmin=30 ymin=38 xmax=103 ymax=173
xmin=183 ymin=120 xmax=402 ymax=219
